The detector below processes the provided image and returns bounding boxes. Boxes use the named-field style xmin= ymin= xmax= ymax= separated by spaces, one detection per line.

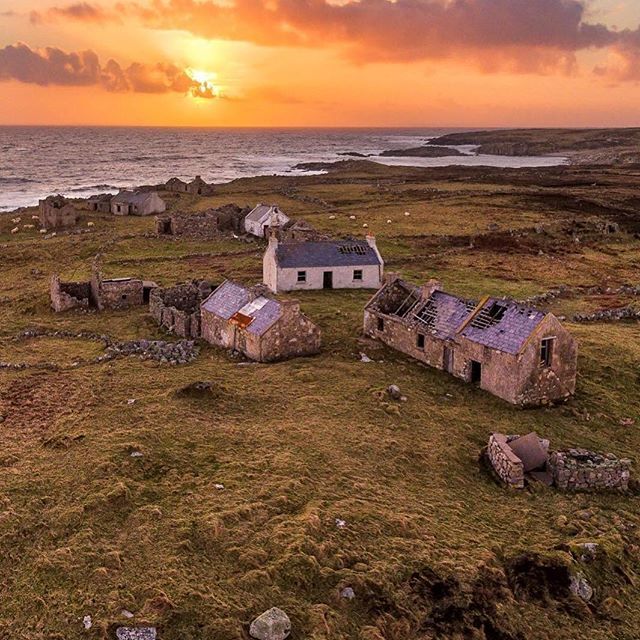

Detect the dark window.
xmin=540 ymin=338 xmax=554 ymax=367
xmin=417 ymin=334 xmax=425 ymax=349
xmin=297 ymin=271 xmax=307 ymax=283
xmin=353 ymin=269 xmax=363 ymax=281
xmin=377 ymin=317 xmax=384 ymax=332
xmin=121 ymin=294 xmax=128 ymax=300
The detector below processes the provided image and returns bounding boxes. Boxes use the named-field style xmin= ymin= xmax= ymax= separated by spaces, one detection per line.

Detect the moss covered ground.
xmin=0 ymin=162 xmax=639 ymax=639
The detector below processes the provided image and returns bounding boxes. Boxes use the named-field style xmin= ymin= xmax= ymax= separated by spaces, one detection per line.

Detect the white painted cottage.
xmin=244 ymin=204 xmax=290 ymax=238
xmin=263 ymin=236 xmax=384 ymax=293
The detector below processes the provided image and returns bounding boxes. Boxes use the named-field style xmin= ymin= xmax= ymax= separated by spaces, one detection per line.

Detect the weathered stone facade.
xmin=49 ymin=274 xmax=92 ymax=312
xmin=155 ymin=205 xmax=248 ymax=238
xmin=39 ymin=195 xmax=80 ymax=230
xmin=149 ymin=281 xmax=216 ymax=338
xmin=548 ymin=449 xmax=632 ymax=491
xmin=265 ymin=218 xmax=323 ymax=243
xmin=201 ymin=280 xmax=322 ymax=362
xmin=86 ymin=194 xmax=113 ymax=212
xmin=364 ymin=276 xmax=577 ymax=407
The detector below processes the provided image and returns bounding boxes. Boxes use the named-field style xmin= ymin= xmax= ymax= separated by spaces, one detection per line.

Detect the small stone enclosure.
xmin=150 ymin=281 xmax=217 ymax=338
xmin=155 ymin=204 xmax=248 ymax=238
xmin=486 ymin=432 xmax=631 ymax=492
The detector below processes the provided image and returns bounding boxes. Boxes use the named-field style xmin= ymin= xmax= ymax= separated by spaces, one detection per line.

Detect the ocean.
xmin=0 ymin=127 xmax=566 ymax=211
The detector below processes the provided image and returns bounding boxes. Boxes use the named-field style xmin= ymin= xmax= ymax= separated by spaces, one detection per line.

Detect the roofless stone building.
xmin=364 ymin=276 xmax=577 ymax=407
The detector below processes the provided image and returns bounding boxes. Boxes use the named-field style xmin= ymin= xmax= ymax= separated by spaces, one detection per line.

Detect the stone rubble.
xmin=106 ymin=339 xmax=199 ymax=365
xmin=115 ymin=627 xmax=157 ymax=640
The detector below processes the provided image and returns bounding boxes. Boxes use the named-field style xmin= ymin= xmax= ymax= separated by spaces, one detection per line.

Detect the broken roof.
xmin=276 ymin=240 xmax=381 ymax=269
xmin=460 ymin=298 xmax=546 ymax=354
xmin=369 ymin=277 xmax=550 ymax=354
xmin=201 ymin=281 xmax=283 ymax=336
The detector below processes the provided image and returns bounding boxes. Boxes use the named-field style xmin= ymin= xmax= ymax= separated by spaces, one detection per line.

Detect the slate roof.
xmin=202 ymin=281 xmax=251 ymax=319
xmin=201 ymin=281 xmax=283 ymax=336
xmin=460 ymin=297 xmax=546 ymax=354
xmin=370 ymin=278 xmax=549 ymax=354
xmin=246 ymin=204 xmax=279 ymax=223
xmin=413 ymin=291 xmax=476 ymax=341
xmin=112 ymin=190 xmax=155 ymax=206
xmin=276 ymin=240 xmax=381 ymax=268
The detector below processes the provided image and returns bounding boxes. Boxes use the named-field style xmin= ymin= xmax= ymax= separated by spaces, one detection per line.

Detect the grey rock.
xmin=340 ymin=587 xmax=356 ymax=600
xmin=116 ymin=628 xmax=157 ymax=640
xmin=570 ymin=573 xmax=593 ymax=602
xmin=249 ymin=608 xmax=291 ymax=640
xmin=387 ymin=384 xmax=402 ymax=400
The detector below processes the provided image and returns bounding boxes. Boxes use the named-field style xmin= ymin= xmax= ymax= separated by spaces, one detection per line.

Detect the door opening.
xmin=470 ymin=360 xmax=482 ymax=384
xmin=323 ymin=271 xmax=333 ymax=289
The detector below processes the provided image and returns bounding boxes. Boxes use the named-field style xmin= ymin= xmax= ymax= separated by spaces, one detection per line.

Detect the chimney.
xmin=268 ymin=234 xmax=279 ymax=250
xmin=419 ymin=279 xmax=442 ymax=300
xmin=365 ymin=234 xmax=377 ymax=249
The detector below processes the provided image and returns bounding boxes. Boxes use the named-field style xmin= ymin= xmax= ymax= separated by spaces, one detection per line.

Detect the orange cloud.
xmin=0 ymin=42 xmax=219 ymax=97
xmin=28 ymin=0 xmax=640 ymax=78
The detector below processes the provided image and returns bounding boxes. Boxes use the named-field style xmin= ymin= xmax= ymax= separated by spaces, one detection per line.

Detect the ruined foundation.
xmin=548 ymin=449 xmax=632 ymax=491
xmin=149 ymin=281 xmax=216 ymax=338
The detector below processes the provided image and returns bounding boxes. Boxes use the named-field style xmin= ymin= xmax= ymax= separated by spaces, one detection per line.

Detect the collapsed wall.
xmin=50 ymin=274 xmax=91 ymax=312
xmin=486 ymin=434 xmax=525 ymax=488
xmin=548 ymin=449 xmax=632 ymax=491
xmin=150 ymin=281 xmax=216 ymax=338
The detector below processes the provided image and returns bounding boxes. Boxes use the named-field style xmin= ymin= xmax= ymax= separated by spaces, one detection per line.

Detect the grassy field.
xmin=1 ymin=162 xmax=639 ymax=639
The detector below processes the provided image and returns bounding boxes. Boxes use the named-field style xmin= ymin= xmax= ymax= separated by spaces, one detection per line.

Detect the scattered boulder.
xmin=177 ymin=380 xmax=214 ymax=397
xmin=340 ymin=587 xmax=356 ymax=600
xmin=570 ymin=573 xmax=594 ymax=602
xmin=386 ymin=384 xmax=406 ymax=401
xmin=249 ymin=608 xmax=291 ymax=640
xmin=115 ymin=628 xmax=157 ymax=640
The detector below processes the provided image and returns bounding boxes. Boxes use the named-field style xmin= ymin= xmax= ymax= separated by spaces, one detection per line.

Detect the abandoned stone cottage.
xmin=244 ymin=204 xmax=290 ymax=238
xmin=263 ymin=236 xmax=384 ymax=293
xmin=111 ymin=190 xmax=166 ymax=216
xmin=155 ymin=204 xmax=248 ymax=238
xmin=200 ymin=280 xmax=322 ymax=362
xmin=165 ymin=177 xmax=189 ymax=193
xmin=87 ymin=193 xmax=113 ymax=213
xmin=364 ymin=276 xmax=578 ymax=407
xmin=186 ymin=176 xmax=214 ymax=196
xmin=38 ymin=195 xmax=80 ymax=230
xmin=265 ymin=218 xmax=322 ymax=243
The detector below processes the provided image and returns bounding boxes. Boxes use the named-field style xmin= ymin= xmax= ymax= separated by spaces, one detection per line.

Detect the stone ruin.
xmin=50 ymin=274 xmax=92 ymax=312
xmin=39 ymin=195 xmax=80 ymax=230
xmin=155 ymin=204 xmax=249 ymax=238
xmin=50 ymin=261 xmax=157 ymax=313
xmin=149 ymin=280 xmax=217 ymax=338
xmin=486 ymin=432 xmax=632 ymax=492
xmin=548 ymin=449 xmax=632 ymax=491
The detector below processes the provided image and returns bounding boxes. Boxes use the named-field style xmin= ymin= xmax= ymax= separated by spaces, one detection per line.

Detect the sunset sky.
xmin=0 ymin=0 xmax=639 ymax=126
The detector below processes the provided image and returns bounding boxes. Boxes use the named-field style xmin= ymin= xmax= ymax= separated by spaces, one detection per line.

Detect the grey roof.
xmin=244 ymin=298 xmax=282 ymax=336
xmin=460 ymin=298 xmax=546 ymax=354
xmin=201 ymin=281 xmax=283 ymax=336
xmin=413 ymin=291 xmax=476 ymax=340
xmin=276 ymin=240 xmax=381 ymax=268
xmin=246 ymin=204 xmax=280 ymax=223
xmin=112 ymin=190 xmax=155 ymax=206
xmin=202 ymin=280 xmax=251 ymax=319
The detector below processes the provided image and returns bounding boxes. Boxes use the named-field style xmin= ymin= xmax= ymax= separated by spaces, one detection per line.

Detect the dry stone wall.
xmin=548 ymin=449 xmax=632 ymax=491
xmin=487 ymin=434 xmax=525 ymax=489
xmin=150 ymin=281 xmax=216 ymax=338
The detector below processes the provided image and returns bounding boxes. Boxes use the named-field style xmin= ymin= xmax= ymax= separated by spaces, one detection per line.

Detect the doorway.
xmin=443 ymin=346 xmax=454 ymax=373
xmin=323 ymin=271 xmax=333 ymax=289
xmin=470 ymin=360 xmax=482 ymax=384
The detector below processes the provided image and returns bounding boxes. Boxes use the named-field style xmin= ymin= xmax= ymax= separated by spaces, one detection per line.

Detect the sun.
xmin=185 ymin=68 xmax=222 ymax=99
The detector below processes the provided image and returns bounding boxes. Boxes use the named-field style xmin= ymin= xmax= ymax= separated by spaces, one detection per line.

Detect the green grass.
xmin=1 ymin=163 xmax=640 ymax=639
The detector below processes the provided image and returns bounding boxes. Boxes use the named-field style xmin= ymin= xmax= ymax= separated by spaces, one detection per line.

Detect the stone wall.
xmin=548 ymin=449 xmax=632 ymax=491
xmin=50 ymin=274 xmax=91 ymax=312
xmin=156 ymin=205 xmax=248 ymax=238
xmin=487 ymin=434 xmax=525 ymax=489
xmin=150 ymin=281 xmax=216 ymax=338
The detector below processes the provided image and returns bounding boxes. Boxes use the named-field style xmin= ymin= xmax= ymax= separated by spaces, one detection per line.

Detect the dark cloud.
xmin=0 ymin=42 xmax=218 ymax=97
xmin=30 ymin=2 xmax=120 ymax=24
